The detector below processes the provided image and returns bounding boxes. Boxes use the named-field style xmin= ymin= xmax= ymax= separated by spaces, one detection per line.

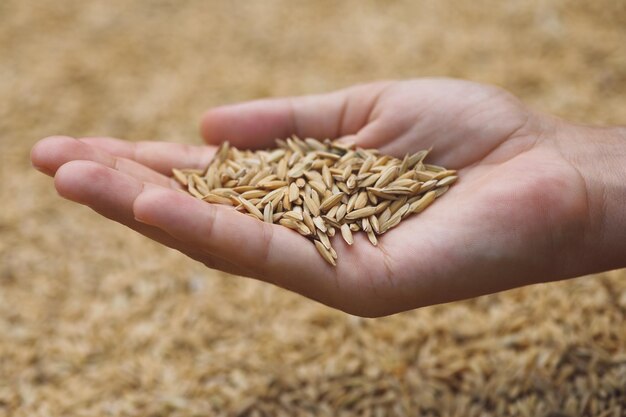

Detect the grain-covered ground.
xmin=1 ymin=1 xmax=625 ymax=416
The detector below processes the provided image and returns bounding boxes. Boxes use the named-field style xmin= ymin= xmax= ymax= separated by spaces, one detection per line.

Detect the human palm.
xmin=32 ymin=79 xmax=590 ymax=316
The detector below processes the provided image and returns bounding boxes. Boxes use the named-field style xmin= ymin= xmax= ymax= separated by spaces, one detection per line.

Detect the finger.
xmin=200 ymin=81 xmax=392 ymax=149
xmin=133 ymin=186 xmax=341 ymax=302
xmin=54 ymin=160 xmax=247 ymax=275
xmin=32 ymin=135 xmax=113 ymax=176
xmin=78 ymin=137 xmax=216 ymax=175
xmin=32 ymin=136 xmax=177 ymax=188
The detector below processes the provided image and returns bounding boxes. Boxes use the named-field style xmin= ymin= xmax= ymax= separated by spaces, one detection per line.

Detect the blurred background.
xmin=1 ymin=1 xmax=625 ymax=415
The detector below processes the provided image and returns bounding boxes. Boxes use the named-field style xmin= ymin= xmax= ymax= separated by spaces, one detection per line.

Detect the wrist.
xmin=554 ymin=122 xmax=626 ymax=272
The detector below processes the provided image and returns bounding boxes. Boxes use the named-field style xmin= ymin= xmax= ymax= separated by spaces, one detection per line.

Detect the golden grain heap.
xmin=172 ymin=137 xmax=457 ymax=266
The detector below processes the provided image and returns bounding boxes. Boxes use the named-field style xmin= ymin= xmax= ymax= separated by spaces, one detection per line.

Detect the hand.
xmin=31 ymin=79 xmax=626 ymax=316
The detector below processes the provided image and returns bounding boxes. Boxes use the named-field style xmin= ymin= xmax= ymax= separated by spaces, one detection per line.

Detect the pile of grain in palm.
xmin=172 ymin=137 xmax=457 ymax=265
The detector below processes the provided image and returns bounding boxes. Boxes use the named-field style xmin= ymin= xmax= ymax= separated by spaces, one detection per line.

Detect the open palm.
xmin=32 ymin=79 xmax=591 ymax=316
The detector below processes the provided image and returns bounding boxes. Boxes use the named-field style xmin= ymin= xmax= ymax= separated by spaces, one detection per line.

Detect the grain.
xmin=173 ymin=137 xmax=457 ymax=265
xmin=436 ymin=174 xmax=458 ymax=187
xmin=320 ymin=192 xmax=344 ymax=212
xmin=288 ymin=182 xmax=300 ymax=202
xmin=239 ymin=197 xmax=264 ymax=220
xmin=367 ymin=230 xmax=378 ymax=246
xmin=203 ymin=193 xmax=234 ymax=205
xmin=340 ymin=224 xmax=354 ymax=245
xmin=345 ymin=206 xmax=377 ymax=220
xmin=263 ymin=202 xmax=273 ymax=223
xmin=314 ymin=239 xmax=337 ymax=266
xmin=172 ymin=168 xmax=188 ymax=186
xmin=410 ymin=190 xmax=437 ymax=214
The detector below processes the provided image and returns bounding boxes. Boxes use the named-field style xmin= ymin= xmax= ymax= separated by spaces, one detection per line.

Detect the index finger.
xmin=200 ymin=81 xmax=393 ymax=149
xmin=79 ymin=137 xmax=216 ymax=175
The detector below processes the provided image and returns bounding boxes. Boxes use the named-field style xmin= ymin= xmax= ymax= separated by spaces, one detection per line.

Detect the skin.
xmin=31 ymin=78 xmax=626 ymax=317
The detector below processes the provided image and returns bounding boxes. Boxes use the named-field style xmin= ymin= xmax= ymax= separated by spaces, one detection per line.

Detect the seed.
xmin=435 ymin=185 xmax=449 ymax=197
xmin=359 ymin=173 xmax=381 ymax=188
xmin=322 ymin=215 xmax=341 ymax=228
xmin=399 ymin=154 xmax=410 ymax=174
xmin=263 ymin=202 xmax=273 ymax=223
xmin=287 ymin=162 xmax=309 ymax=178
xmin=322 ymin=164 xmax=333 ymax=188
xmin=302 ymin=210 xmax=316 ymax=234
xmin=425 ymin=164 xmax=447 ymax=173
xmin=327 ymin=204 xmax=339 ymax=219
xmin=374 ymin=165 xmax=398 ymax=188
xmin=232 ymin=185 xmax=256 ymax=193
xmin=260 ymin=187 xmax=285 ymax=205
xmin=319 ymin=192 xmax=344 ymax=212
xmin=410 ymin=190 xmax=437 ymax=214
xmin=276 ymin=156 xmax=288 ymax=179
xmin=313 ymin=216 xmax=327 ymax=233
xmin=303 ymin=192 xmax=320 ymax=217
xmin=416 ymin=170 xmax=438 ymax=182
xmin=383 ymin=186 xmax=413 ymax=195
xmin=314 ymin=240 xmax=336 ymax=266
xmin=238 ymin=197 xmax=264 ymax=220
xmin=390 ymin=196 xmax=408 ymax=214
xmin=342 ymin=164 xmax=352 ymax=180
xmin=407 ymin=149 xmax=429 ymax=168
xmin=354 ymin=191 xmax=369 ymax=210
xmin=241 ymin=189 xmax=267 ymax=200
xmin=288 ymin=182 xmax=300 ymax=202
xmin=187 ymin=181 xmax=204 ymax=199
xmin=249 ymin=167 xmax=272 ymax=186
xmin=203 ymin=193 xmax=233 ymax=205
xmin=346 ymin=174 xmax=357 ymax=190
xmin=305 ymin=137 xmax=327 ymax=151
xmin=420 ymin=179 xmax=438 ymax=193
xmin=279 ymin=218 xmax=312 ymax=236
xmin=358 ymin=154 xmax=375 ymax=175
xmin=317 ymin=229 xmax=331 ymax=249
xmin=259 ymin=180 xmax=288 ymax=190
xmin=309 ymin=180 xmax=327 ymax=196
xmin=378 ymin=208 xmax=391 ymax=225
xmin=345 ymin=206 xmax=377 ymax=220
xmin=375 ymin=200 xmax=391 ymax=214
xmin=172 ymin=168 xmax=188 ymax=186
xmin=437 ymin=175 xmax=458 ymax=187
xmin=362 ymin=218 xmax=371 ymax=232
xmin=336 ymin=204 xmax=347 ymax=222
xmin=369 ymin=215 xmax=380 ymax=234
xmin=216 ymin=141 xmax=230 ymax=161
xmin=340 ymin=224 xmax=354 ymax=245
xmin=367 ymin=230 xmax=378 ymax=246
xmin=283 ymin=211 xmax=304 ymax=222
xmin=366 ymin=188 xmax=395 ymax=200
